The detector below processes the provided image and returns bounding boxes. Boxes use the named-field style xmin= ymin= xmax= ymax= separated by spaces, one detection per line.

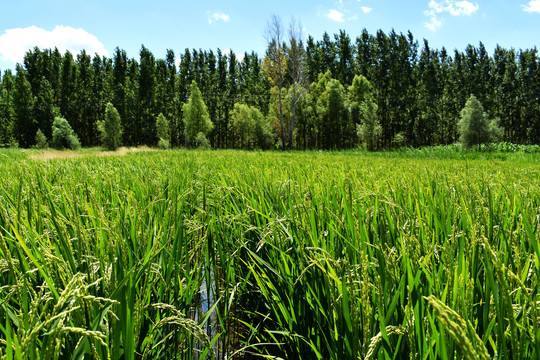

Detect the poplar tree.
xmin=52 ymin=116 xmax=80 ymax=150
xmin=263 ymin=15 xmax=287 ymax=149
xmin=0 ymin=70 xmax=15 ymax=145
xmin=138 ymin=45 xmax=156 ymax=145
xmin=13 ymin=65 xmax=36 ymax=147
xmin=183 ymin=80 xmax=213 ymax=146
xmin=458 ymin=95 xmax=501 ymax=149
xmin=287 ymin=17 xmax=307 ymax=149
xmin=99 ymin=103 xmax=123 ymax=150
xmin=156 ymin=113 xmax=170 ymax=148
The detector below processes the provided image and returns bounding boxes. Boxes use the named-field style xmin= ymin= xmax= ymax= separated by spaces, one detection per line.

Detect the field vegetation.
xmin=0 ymin=148 xmax=539 ymax=359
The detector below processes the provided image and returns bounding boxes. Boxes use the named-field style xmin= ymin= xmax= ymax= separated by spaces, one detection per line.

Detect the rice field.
xmin=0 ymin=149 xmax=539 ymax=359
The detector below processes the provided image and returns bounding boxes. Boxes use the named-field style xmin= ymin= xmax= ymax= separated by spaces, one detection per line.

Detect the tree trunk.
xmin=289 ymin=85 xmax=296 ymax=150
xmin=278 ymin=85 xmax=285 ymax=150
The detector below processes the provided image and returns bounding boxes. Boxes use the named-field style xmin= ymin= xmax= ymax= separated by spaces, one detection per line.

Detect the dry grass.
xmin=28 ymin=146 xmax=158 ymax=160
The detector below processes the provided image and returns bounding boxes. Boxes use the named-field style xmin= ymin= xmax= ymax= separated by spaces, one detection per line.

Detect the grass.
xmin=0 ymin=148 xmax=539 ymax=359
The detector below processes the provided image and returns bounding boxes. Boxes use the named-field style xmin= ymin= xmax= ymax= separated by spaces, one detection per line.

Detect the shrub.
xmin=195 ymin=132 xmax=211 ymax=149
xmin=156 ymin=113 xmax=170 ymax=148
xmin=458 ymin=95 xmax=501 ymax=149
xmin=99 ymin=103 xmax=123 ymax=151
xmin=51 ymin=117 xmax=80 ymax=150
xmin=34 ymin=129 xmax=48 ymax=149
xmin=356 ymin=101 xmax=381 ymax=151
xmin=157 ymin=138 xmax=170 ymax=150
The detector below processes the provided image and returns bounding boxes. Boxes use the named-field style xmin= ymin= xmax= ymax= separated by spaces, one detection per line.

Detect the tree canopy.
xmin=100 ymin=103 xmax=123 ymax=151
xmin=1 ymin=28 xmax=540 ymax=150
xmin=182 ymin=80 xmax=213 ymax=145
xmin=458 ymin=95 xmax=501 ymax=149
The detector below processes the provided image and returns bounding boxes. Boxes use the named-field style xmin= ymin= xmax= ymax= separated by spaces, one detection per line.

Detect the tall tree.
xmin=438 ymin=47 xmax=456 ymax=144
xmin=59 ymin=51 xmax=77 ymax=126
xmin=0 ymin=70 xmax=15 ymax=145
xmin=205 ymin=50 xmax=218 ymax=146
xmin=416 ymin=40 xmax=441 ymax=146
xmin=305 ymin=35 xmax=321 ymax=84
xmin=13 ymin=65 xmax=36 ymax=147
xmin=164 ymin=50 xmax=178 ymax=146
xmin=227 ymin=50 xmax=239 ymax=147
xmin=263 ymin=15 xmax=287 ymax=149
xmin=355 ymin=29 xmax=374 ymax=78
xmin=458 ymin=95 xmax=501 ymax=148
xmin=286 ymin=17 xmax=307 ymax=149
xmin=178 ymin=48 xmax=193 ymax=147
xmin=518 ymin=49 xmax=540 ymax=143
xmin=183 ymin=80 xmax=213 ymax=144
xmin=372 ymin=30 xmax=391 ymax=146
xmin=348 ymin=74 xmax=378 ymax=148
xmin=74 ymin=50 xmax=95 ymax=145
xmin=33 ymin=78 xmax=56 ymax=140
xmin=351 ymin=75 xmax=380 ymax=150
xmin=112 ymin=48 xmax=132 ymax=144
xmin=100 ymin=102 xmax=123 ymax=150
xmin=493 ymin=46 xmax=520 ymax=142
xmin=155 ymin=113 xmax=170 ymax=148
xmin=320 ymin=32 xmax=337 ymax=76
xmin=335 ymin=30 xmax=354 ymax=85
xmin=138 ymin=45 xmax=157 ymax=145
xmin=213 ymin=49 xmax=228 ymax=147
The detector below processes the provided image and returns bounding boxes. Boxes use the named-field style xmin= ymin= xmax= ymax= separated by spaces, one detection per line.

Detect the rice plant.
xmin=0 ymin=149 xmax=539 ymax=359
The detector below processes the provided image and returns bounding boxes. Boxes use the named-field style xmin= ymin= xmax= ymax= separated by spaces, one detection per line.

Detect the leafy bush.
xmin=458 ymin=95 xmax=501 ymax=149
xmin=156 ymin=113 xmax=170 ymax=148
xmin=195 ymin=132 xmax=211 ymax=149
xmin=99 ymin=103 xmax=123 ymax=151
xmin=51 ymin=117 xmax=80 ymax=150
xmin=356 ymin=101 xmax=381 ymax=151
xmin=34 ymin=129 xmax=48 ymax=149
xmin=157 ymin=138 xmax=170 ymax=149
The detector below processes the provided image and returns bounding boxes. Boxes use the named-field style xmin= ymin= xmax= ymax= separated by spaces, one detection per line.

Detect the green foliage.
xmin=458 ymin=95 xmax=502 ymax=149
xmin=320 ymin=78 xmax=347 ymax=149
xmin=229 ymin=103 xmax=255 ymax=148
xmin=157 ymin=138 xmax=170 ymax=149
xmin=356 ymin=100 xmax=381 ymax=151
xmin=34 ymin=129 xmax=48 ymax=149
xmin=349 ymin=75 xmax=381 ymax=150
xmin=348 ymin=74 xmax=372 ymax=104
xmin=99 ymin=103 xmax=123 ymax=151
xmin=195 ymin=132 xmax=211 ymax=149
xmin=1 ymin=150 xmax=539 ymax=359
xmin=155 ymin=113 xmax=170 ymax=145
xmin=6 ymin=29 xmax=540 ymax=150
xmin=229 ymin=103 xmax=275 ymax=149
xmin=182 ymin=81 xmax=213 ymax=145
xmin=392 ymin=131 xmax=406 ymax=147
xmin=51 ymin=116 xmax=81 ymax=150
xmin=13 ymin=65 xmax=36 ymax=148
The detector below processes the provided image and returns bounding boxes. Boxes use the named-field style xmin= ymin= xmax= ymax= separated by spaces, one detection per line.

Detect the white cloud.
xmin=424 ymin=0 xmax=479 ymax=31
xmin=452 ymin=1 xmax=479 ymax=15
xmin=208 ymin=12 xmax=230 ymax=24
xmin=327 ymin=9 xmax=345 ymax=22
xmin=361 ymin=6 xmax=372 ymax=14
xmin=0 ymin=25 xmax=108 ymax=65
xmin=425 ymin=13 xmax=443 ymax=31
xmin=427 ymin=0 xmax=479 ymax=16
xmin=522 ymin=0 xmax=540 ymax=13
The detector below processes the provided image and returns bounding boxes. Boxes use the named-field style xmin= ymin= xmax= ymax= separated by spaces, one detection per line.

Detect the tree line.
xmin=0 ymin=25 xmax=539 ymax=150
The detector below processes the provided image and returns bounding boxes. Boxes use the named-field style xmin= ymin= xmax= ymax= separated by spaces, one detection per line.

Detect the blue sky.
xmin=1 ymin=0 xmax=540 ymax=71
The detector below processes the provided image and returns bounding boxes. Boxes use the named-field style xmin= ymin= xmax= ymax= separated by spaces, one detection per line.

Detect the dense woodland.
xmin=1 ymin=27 xmax=539 ymax=150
